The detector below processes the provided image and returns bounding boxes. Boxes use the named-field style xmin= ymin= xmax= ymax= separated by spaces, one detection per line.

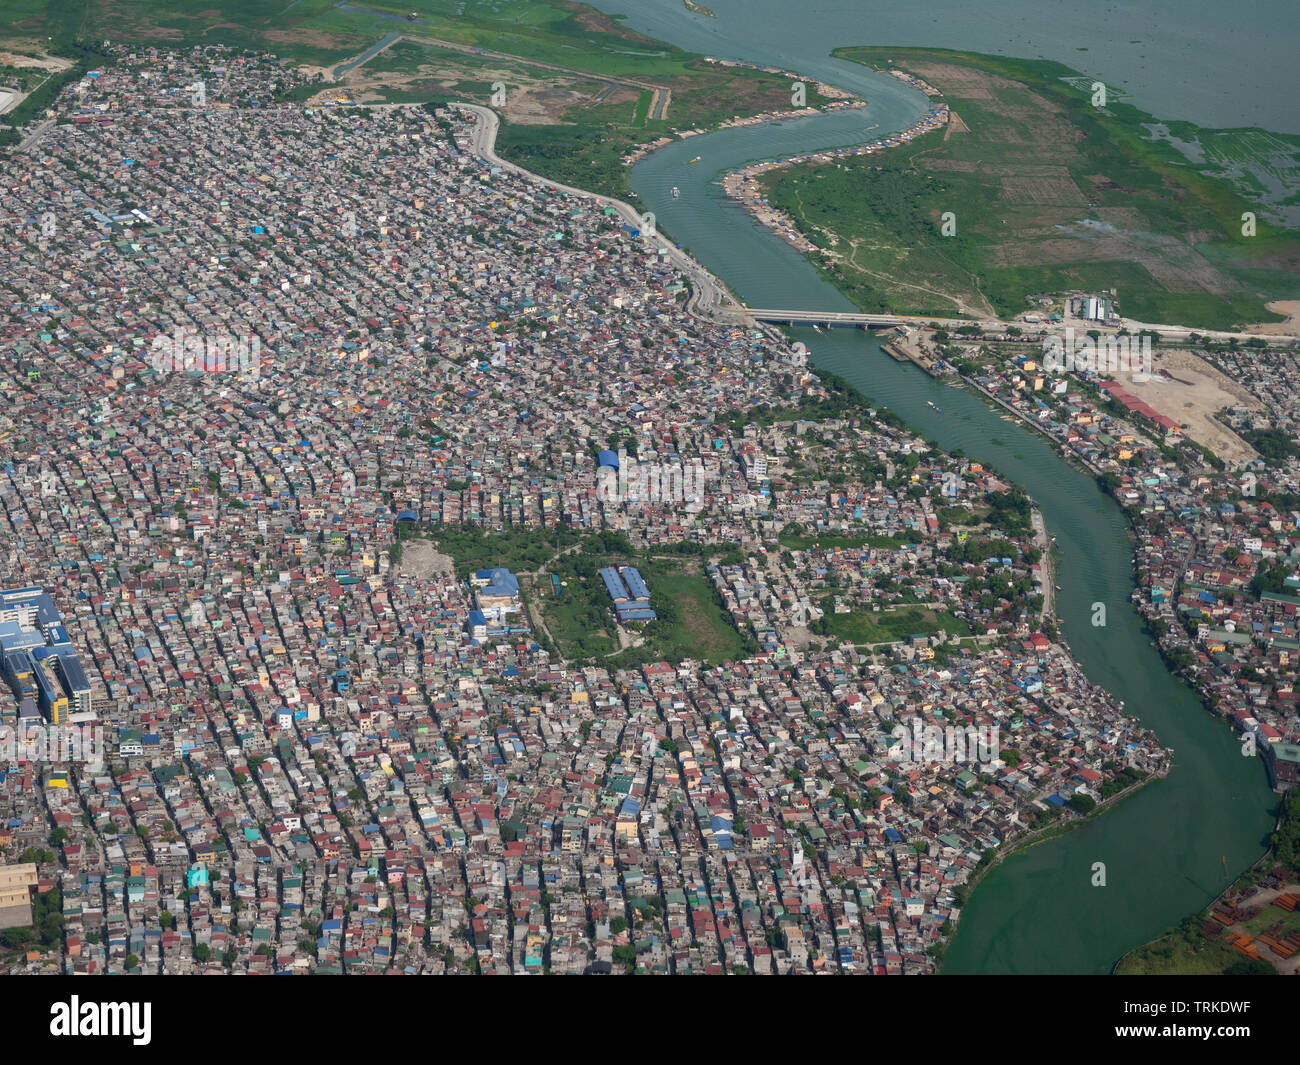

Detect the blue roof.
xmin=620 ymin=566 xmax=650 ymax=601
xmin=599 ymin=567 xmax=629 ymax=602
xmin=597 ymin=449 xmax=619 ymax=469
xmin=475 ymin=568 xmax=519 ymax=598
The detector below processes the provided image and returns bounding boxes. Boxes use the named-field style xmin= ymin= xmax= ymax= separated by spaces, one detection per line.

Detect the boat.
xmin=927 ymin=400 xmax=936 ymax=408
xmin=671 ymin=185 xmax=680 ymax=198
xmin=688 ymin=156 xmax=701 ymax=164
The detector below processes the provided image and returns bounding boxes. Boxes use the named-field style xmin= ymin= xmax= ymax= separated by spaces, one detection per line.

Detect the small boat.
xmin=671 ymin=186 xmax=680 ymax=198
xmin=926 ymin=400 xmax=936 ymax=408
xmin=688 ymin=156 xmax=701 ymax=164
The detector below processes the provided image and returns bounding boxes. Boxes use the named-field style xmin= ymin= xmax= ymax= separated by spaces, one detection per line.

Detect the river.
xmin=618 ymin=17 xmax=1280 ymax=973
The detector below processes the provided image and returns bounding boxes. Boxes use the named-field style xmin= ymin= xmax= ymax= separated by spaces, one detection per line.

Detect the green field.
xmin=394 ymin=524 xmax=747 ymax=665
xmin=759 ymin=46 xmax=1299 ymax=331
xmin=543 ymin=548 xmax=748 ymax=666
xmin=395 ymin=521 xmax=585 ymax=578
xmin=817 ymin=605 xmax=971 ymax=646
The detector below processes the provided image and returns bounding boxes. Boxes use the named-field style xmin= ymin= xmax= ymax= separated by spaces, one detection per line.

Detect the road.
xmin=452 ymin=102 xmax=742 ymax=321
xmin=1031 ymin=506 xmax=1054 ymax=621
xmin=367 ymin=102 xmax=1298 ymax=348
xmin=15 ymin=118 xmax=56 ymax=154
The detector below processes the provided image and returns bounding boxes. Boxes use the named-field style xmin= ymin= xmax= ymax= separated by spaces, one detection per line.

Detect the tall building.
xmin=0 ymin=863 xmax=38 ymax=930
xmin=0 ymin=587 xmax=93 ymax=723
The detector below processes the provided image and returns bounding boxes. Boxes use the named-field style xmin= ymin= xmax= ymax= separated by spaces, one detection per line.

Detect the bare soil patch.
xmin=396 ymin=538 xmax=455 ymax=579
xmin=1120 ymin=348 xmax=1262 ymax=464
xmin=0 ymin=50 xmax=72 ymax=72
xmin=561 ymin=2 xmax=658 ymax=43
xmin=1244 ymin=300 xmax=1300 ymax=336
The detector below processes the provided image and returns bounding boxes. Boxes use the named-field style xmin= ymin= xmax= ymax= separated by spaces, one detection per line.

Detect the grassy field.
xmin=1115 ymin=925 xmax=1244 ymax=975
xmin=395 ymin=523 xmax=746 ymax=665
xmin=759 ymin=46 xmax=1299 ymax=331
xmin=394 ymin=521 xmax=585 ymax=578
xmin=819 ymin=605 xmax=970 ymax=646
xmin=543 ymin=549 xmax=747 ymax=666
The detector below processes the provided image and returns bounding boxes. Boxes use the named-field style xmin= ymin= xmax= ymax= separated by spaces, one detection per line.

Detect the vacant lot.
xmin=1120 ymin=348 xmax=1263 ymax=464
xmin=821 ymin=605 xmax=971 ymax=646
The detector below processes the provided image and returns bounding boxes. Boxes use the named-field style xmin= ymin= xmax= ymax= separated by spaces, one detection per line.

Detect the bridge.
xmin=742 ymin=308 xmax=932 ymax=328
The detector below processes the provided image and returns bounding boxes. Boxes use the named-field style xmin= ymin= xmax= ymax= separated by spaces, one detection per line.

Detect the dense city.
xmin=0 ymin=41 xmax=1295 ymax=981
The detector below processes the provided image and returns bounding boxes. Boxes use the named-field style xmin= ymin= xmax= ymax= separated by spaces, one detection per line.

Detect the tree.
xmin=124 ymin=952 xmax=139 ymax=970
xmin=2 ymin=927 xmax=31 ymax=949
xmin=1068 ymin=794 xmax=1096 ymax=815
xmin=1224 ymin=958 xmax=1275 ymax=976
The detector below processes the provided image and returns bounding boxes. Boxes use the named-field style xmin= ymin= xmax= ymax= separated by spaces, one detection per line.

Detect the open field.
xmin=1119 ymin=348 xmax=1265 ymax=464
xmin=391 ymin=525 xmax=746 ymax=665
xmin=543 ymin=549 xmax=747 ymax=666
xmin=760 ymin=46 xmax=1299 ymax=331
xmin=1245 ymin=300 xmax=1300 ymax=337
xmin=819 ymin=605 xmax=971 ymax=646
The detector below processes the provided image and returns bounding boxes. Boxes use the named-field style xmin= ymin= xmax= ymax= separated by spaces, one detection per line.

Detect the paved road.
xmin=452 ymin=102 xmax=742 ymax=322
xmin=15 ymin=118 xmax=56 ymax=154
xmin=1031 ymin=507 xmax=1054 ymax=621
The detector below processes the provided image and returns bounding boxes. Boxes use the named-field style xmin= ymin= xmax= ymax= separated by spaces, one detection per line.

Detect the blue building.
xmin=0 ymin=587 xmax=93 ymax=721
xmin=598 ymin=565 xmax=656 ymax=623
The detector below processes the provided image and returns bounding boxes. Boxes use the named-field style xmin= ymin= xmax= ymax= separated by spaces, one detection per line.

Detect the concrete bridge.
xmin=743 ymin=308 xmax=923 ymax=328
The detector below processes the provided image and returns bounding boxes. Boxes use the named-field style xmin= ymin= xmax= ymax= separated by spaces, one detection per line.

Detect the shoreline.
xmin=939 ymin=763 xmax=1171 ymax=973
xmin=718 ymin=100 xmax=950 ymax=256
xmin=621 ymin=98 xmax=866 ymax=169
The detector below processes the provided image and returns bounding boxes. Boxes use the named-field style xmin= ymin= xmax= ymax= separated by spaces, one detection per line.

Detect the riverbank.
xmin=719 ymin=100 xmax=949 ymax=257
xmin=623 ymin=97 xmax=865 ymax=168
xmin=937 ymin=763 xmax=1170 ymax=970
xmin=752 ymin=45 xmax=1297 ymax=329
